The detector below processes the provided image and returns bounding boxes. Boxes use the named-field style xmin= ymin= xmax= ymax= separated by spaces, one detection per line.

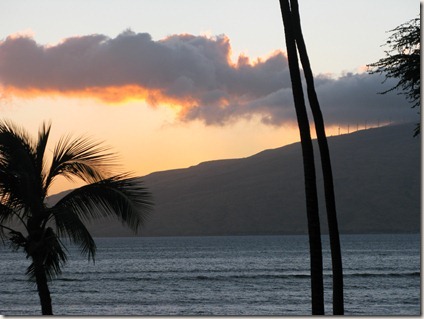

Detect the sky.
xmin=0 ymin=0 xmax=419 ymax=195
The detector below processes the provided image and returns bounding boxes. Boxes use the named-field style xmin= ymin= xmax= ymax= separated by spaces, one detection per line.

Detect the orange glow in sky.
xmin=1 ymin=84 xmax=197 ymax=108
xmin=0 ymin=93 xmax=301 ymax=196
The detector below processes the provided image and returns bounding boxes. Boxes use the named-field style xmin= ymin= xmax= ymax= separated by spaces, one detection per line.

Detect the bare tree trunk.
xmin=288 ymin=0 xmax=344 ymax=314
xmin=279 ymin=0 xmax=324 ymax=314
xmin=33 ymin=256 xmax=53 ymax=315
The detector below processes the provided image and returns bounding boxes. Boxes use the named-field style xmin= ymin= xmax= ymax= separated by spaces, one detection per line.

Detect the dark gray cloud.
xmin=312 ymin=73 xmax=416 ymax=125
xmin=0 ymin=30 xmax=416 ymax=126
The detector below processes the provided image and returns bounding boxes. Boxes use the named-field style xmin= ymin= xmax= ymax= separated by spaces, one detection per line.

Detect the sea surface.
xmin=0 ymin=234 xmax=420 ymax=316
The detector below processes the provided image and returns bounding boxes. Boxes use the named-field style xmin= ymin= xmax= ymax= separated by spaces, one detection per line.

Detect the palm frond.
xmin=54 ymin=174 xmax=153 ymax=233
xmin=0 ymin=120 xmax=155 ymax=288
xmin=0 ymin=120 xmax=43 ymax=212
xmin=50 ymin=206 xmax=96 ymax=261
xmin=8 ymin=229 xmax=27 ymax=251
xmin=0 ymin=202 xmax=27 ymax=242
xmin=0 ymin=120 xmax=35 ymax=174
xmin=0 ymin=120 xmax=34 ymax=151
xmin=45 ymin=135 xmax=119 ymax=192
xmin=26 ymin=227 xmax=68 ymax=281
xmin=35 ymin=121 xmax=51 ymax=196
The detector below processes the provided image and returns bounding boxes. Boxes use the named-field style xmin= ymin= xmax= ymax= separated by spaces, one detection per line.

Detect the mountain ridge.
xmin=49 ymin=123 xmax=421 ymax=237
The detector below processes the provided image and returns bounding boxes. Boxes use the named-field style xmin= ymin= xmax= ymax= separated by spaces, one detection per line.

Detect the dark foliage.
xmin=0 ymin=120 xmax=153 ymax=314
xmin=368 ymin=17 xmax=420 ymax=136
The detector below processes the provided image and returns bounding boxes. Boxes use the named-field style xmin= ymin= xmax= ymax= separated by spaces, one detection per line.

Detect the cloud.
xmin=313 ymin=73 xmax=417 ymax=125
xmin=0 ymin=30 xmax=416 ymax=126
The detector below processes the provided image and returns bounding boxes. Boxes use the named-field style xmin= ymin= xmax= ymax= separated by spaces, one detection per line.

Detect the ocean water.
xmin=0 ymin=234 xmax=420 ymax=316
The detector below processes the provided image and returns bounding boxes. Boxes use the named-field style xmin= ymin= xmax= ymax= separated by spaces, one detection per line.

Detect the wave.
xmin=5 ymin=271 xmax=419 ymax=285
xmin=56 ymin=277 xmax=86 ymax=282
xmin=346 ymin=271 xmax=420 ymax=278
xmin=194 ymin=271 xmax=420 ymax=281
xmin=195 ymin=273 xmax=310 ymax=281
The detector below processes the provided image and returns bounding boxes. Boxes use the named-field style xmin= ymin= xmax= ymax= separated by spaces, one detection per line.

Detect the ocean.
xmin=0 ymin=234 xmax=420 ymax=316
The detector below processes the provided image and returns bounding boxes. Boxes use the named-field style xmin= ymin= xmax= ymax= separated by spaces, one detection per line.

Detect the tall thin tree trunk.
xmin=289 ymin=0 xmax=344 ymax=314
xmin=33 ymin=256 xmax=53 ymax=315
xmin=279 ymin=0 xmax=324 ymax=314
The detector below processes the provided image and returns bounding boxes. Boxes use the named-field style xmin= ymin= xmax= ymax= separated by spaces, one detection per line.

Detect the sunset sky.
xmin=0 ymin=0 xmax=419 ymax=195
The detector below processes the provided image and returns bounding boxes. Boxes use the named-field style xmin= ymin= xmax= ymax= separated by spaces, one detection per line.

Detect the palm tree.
xmin=0 ymin=120 xmax=153 ymax=315
xmin=279 ymin=0 xmax=324 ymax=314
xmin=288 ymin=0 xmax=344 ymax=314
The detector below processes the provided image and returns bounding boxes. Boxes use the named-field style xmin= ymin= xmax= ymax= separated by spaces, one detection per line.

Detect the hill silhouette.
xmin=50 ymin=123 xmax=420 ymax=236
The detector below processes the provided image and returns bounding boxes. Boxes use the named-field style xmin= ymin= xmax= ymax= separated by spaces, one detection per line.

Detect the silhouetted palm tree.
xmin=279 ymin=0 xmax=324 ymax=314
xmin=0 ymin=120 xmax=153 ymax=315
xmin=288 ymin=0 xmax=344 ymax=314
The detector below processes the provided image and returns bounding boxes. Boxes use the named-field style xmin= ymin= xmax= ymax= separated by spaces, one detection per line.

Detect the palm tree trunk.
xmin=33 ymin=255 xmax=53 ymax=315
xmin=288 ymin=0 xmax=344 ymax=314
xmin=279 ymin=0 xmax=324 ymax=314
